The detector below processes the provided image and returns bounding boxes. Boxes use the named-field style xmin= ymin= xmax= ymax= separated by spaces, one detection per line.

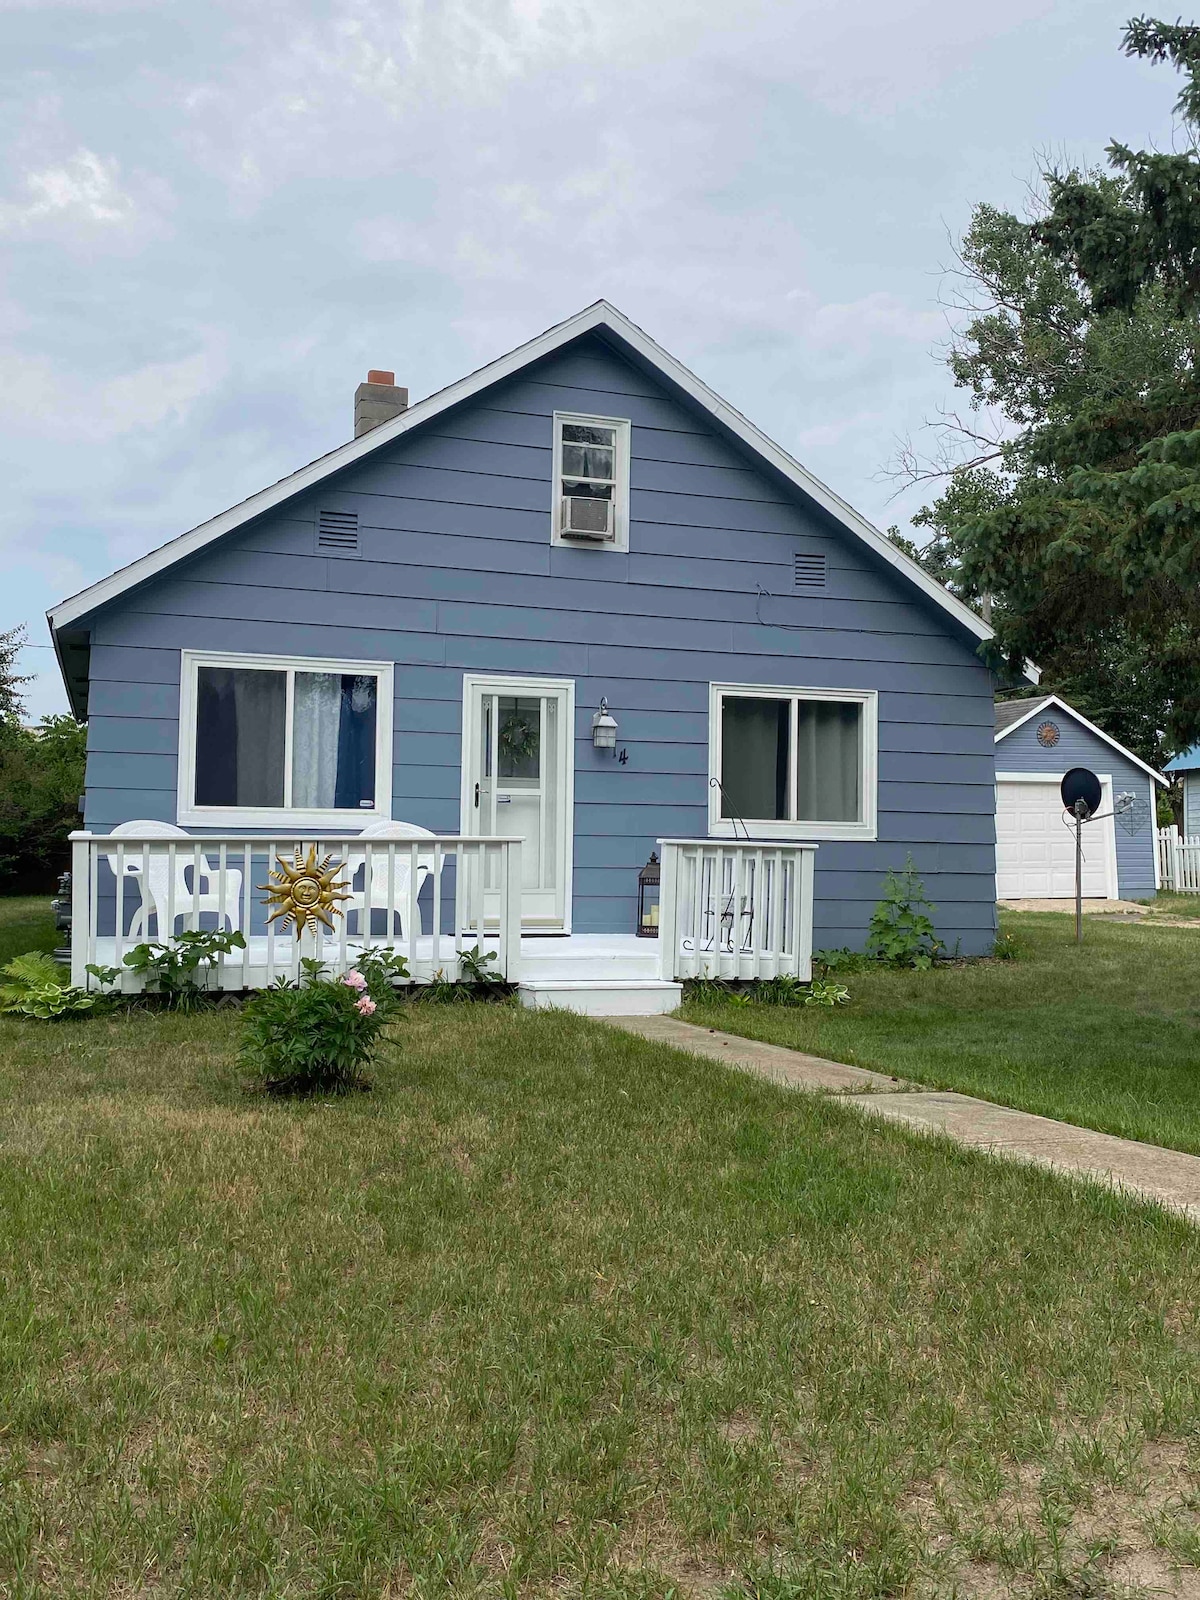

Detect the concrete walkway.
xmin=607 ymin=1015 xmax=1200 ymax=1224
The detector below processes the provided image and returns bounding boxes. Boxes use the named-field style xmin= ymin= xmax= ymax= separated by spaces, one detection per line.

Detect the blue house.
xmin=1164 ymin=747 xmax=1200 ymax=836
xmin=49 ymin=302 xmax=1023 ymax=1011
xmin=994 ymin=694 xmax=1166 ymax=902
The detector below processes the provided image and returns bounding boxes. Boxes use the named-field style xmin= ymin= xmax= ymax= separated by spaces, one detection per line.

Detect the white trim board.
xmin=47 ymin=301 xmax=1025 ymax=678
xmin=994 ymin=694 xmax=1167 ymax=788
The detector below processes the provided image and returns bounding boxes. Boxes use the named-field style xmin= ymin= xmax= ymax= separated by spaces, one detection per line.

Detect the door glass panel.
xmin=498 ymin=697 xmax=541 ymax=784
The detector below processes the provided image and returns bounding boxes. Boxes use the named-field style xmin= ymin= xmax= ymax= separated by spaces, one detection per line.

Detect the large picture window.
xmin=708 ymin=684 xmax=877 ymax=840
xmin=178 ymin=651 xmax=393 ymax=827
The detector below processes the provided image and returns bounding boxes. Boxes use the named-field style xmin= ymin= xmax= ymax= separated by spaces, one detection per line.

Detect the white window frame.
xmin=708 ymin=682 xmax=878 ymax=841
xmin=551 ymin=411 xmax=631 ymax=552
xmin=177 ymin=649 xmax=394 ymax=829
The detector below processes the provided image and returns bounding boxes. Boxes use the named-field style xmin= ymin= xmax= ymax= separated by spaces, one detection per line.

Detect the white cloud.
xmin=0 ymin=148 xmax=135 ymax=233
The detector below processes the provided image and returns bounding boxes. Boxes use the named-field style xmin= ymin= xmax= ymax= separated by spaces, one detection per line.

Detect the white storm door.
xmin=462 ymin=676 xmax=574 ymax=931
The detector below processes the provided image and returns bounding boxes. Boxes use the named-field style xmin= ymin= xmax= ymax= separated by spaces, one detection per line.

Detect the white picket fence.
xmin=1157 ymin=826 xmax=1200 ymax=892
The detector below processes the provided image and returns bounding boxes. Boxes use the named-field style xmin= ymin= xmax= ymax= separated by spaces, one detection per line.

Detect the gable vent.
xmin=794 ymin=551 xmax=827 ymax=591
xmin=317 ymin=509 xmax=359 ymax=554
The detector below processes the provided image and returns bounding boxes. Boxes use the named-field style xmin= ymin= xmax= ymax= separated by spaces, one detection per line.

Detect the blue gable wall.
xmin=996 ymin=706 xmax=1159 ymax=899
xmin=79 ymin=332 xmax=1000 ymax=952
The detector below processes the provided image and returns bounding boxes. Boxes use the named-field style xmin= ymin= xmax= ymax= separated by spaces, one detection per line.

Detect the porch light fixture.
xmin=637 ymin=851 xmax=660 ymax=938
xmin=592 ymin=697 xmax=618 ymax=750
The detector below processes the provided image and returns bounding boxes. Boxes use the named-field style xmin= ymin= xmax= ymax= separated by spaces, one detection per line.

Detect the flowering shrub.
xmin=238 ymin=956 xmax=402 ymax=1095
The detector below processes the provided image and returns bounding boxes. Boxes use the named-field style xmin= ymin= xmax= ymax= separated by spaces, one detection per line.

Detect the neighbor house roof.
xmin=1165 ymin=745 xmax=1200 ymax=774
xmin=48 ymin=300 xmax=1033 ymax=692
xmin=994 ymin=694 xmax=1167 ymax=786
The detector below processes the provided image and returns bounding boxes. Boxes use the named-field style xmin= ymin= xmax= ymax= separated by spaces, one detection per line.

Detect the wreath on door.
xmin=499 ymin=713 xmax=538 ymax=764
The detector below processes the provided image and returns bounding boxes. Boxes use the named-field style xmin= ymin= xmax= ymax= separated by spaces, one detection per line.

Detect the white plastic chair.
xmin=103 ymin=820 xmax=243 ymax=938
xmin=344 ymin=819 xmax=440 ymax=939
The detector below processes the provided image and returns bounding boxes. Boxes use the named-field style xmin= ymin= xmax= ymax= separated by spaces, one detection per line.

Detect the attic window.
xmin=317 ymin=509 xmax=359 ymax=554
xmin=552 ymin=413 xmax=631 ymax=552
xmin=794 ymin=552 xmax=827 ymax=591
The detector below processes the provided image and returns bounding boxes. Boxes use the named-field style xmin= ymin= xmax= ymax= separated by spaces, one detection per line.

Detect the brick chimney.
xmin=354 ymin=369 xmax=408 ymax=437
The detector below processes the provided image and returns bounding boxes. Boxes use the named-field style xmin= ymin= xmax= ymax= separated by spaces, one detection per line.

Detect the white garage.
xmin=995 ymin=775 xmax=1117 ymax=900
xmin=993 ymin=693 xmax=1168 ymax=903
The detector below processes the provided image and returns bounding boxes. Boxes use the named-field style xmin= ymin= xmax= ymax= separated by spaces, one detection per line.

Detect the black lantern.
xmin=637 ymin=851 xmax=660 ymax=938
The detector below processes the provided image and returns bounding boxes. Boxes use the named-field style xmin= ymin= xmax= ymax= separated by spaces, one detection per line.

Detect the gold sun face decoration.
xmin=259 ymin=846 xmax=352 ymax=935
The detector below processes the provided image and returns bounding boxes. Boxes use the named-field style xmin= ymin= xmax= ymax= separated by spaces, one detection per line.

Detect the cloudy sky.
xmin=0 ymin=0 xmax=1177 ymax=717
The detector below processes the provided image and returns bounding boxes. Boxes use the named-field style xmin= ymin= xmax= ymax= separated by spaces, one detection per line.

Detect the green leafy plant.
xmin=457 ymin=944 xmax=502 ymax=986
xmin=0 ymin=951 xmax=118 ymax=1019
xmin=866 ymin=859 xmax=944 ymax=970
xmin=419 ymin=945 xmax=509 ymax=1004
xmin=352 ymin=945 xmax=411 ymax=990
xmin=756 ymin=973 xmax=811 ymax=1007
xmin=814 ymin=947 xmax=873 ymax=975
xmin=681 ymin=975 xmax=742 ymax=1006
xmin=239 ymin=963 xmax=397 ymax=1094
xmin=122 ymin=927 xmax=247 ymax=1010
xmin=805 ymin=978 xmax=851 ymax=1007
xmin=993 ymin=930 xmax=1022 ymax=962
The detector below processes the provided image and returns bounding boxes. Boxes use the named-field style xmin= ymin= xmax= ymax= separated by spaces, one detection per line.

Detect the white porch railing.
xmin=658 ymin=840 xmax=816 ymax=981
xmin=1158 ymin=825 xmax=1200 ymax=892
xmin=69 ymin=832 xmax=524 ymax=991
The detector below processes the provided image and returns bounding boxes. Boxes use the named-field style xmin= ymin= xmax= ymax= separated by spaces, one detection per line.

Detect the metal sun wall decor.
xmin=1036 ymin=721 xmax=1061 ymax=748
xmin=260 ymin=846 xmax=352 ymax=934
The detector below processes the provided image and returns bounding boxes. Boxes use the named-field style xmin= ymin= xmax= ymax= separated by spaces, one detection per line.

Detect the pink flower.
xmin=342 ymin=970 xmax=367 ymax=991
xmin=355 ymin=995 xmax=377 ymax=1016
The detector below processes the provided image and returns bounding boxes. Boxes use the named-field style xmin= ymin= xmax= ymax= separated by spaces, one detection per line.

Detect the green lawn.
xmin=680 ymin=911 xmax=1200 ymax=1157
xmin=4 ymin=903 xmax=1200 ymax=1595
xmin=0 ymin=894 xmax=61 ymax=966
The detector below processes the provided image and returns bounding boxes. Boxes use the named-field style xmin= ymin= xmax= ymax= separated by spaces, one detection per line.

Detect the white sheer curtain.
xmin=292 ymin=673 xmax=343 ymax=808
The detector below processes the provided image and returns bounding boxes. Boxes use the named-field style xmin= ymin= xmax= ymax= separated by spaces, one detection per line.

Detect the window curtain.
xmin=720 ymin=697 xmax=789 ymax=821
xmin=334 ymin=675 xmax=377 ymax=809
xmin=292 ymin=673 xmax=345 ymax=808
xmin=195 ymin=667 xmax=285 ymax=807
xmin=795 ymin=701 xmax=861 ymax=822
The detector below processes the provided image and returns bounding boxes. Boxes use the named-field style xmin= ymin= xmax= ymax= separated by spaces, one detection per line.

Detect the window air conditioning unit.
xmin=560 ymin=496 xmax=615 ymax=541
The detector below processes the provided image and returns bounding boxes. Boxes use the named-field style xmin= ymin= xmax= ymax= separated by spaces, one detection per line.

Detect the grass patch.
xmin=3 ymin=974 xmax=1200 ymax=1594
xmin=0 ymin=895 xmax=59 ymax=967
xmin=681 ymin=911 xmax=1200 ymax=1156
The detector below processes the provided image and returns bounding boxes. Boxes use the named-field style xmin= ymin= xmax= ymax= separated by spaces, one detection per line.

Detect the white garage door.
xmin=996 ymin=779 xmax=1115 ymax=899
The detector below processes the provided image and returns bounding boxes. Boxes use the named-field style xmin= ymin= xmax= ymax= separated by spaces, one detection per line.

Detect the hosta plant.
xmin=0 ymin=952 xmax=119 ymax=1019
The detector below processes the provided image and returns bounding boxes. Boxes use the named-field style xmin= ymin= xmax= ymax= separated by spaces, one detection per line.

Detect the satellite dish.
xmin=1061 ymin=767 xmax=1102 ymax=819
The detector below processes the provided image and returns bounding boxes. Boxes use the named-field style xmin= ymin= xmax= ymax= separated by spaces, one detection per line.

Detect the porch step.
xmin=518 ymin=979 xmax=682 ymax=1017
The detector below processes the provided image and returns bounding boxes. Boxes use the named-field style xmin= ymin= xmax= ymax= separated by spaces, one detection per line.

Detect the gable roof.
xmin=47 ymin=299 xmax=1024 ymax=673
xmin=1165 ymin=745 xmax=1200 ymax=774
xmin=994 ymin=694 xmax=1167 ymax=786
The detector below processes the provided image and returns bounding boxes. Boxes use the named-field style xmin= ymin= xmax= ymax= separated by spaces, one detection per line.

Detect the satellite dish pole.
xmin=1060 ymin=767 xmax=1103 ymax=946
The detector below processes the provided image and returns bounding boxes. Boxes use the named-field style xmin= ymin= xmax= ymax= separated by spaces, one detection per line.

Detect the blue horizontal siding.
xmin=80 ymin=331 xmax=1000 ymax=952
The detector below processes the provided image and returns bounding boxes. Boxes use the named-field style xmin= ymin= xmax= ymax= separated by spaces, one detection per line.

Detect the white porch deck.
xmin=70 ymin=831 xmax=816 ymax=1016
xmin=82 ymin=931 xmax=681 ymax=1015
